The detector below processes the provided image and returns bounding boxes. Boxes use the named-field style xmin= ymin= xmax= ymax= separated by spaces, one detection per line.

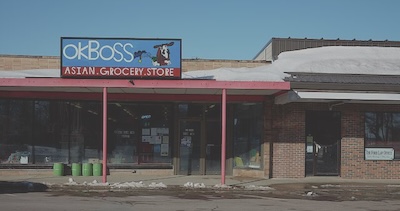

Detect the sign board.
xmin=306 ymin=135 xmax=314 ymax=153
xmin=60 ymin=37 xmax=182 ymax=79
xmin=365 ymin=148 xmax=395 ymax=160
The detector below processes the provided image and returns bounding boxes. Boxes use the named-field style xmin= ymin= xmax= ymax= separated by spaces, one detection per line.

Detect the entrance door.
xmin=205 ymin=120 xmax=221 ymax=175
xmin=178 ymin=119 xmax=222 ymax=175
xmin=179 ymin=120 xmax=201 ymax=175
xmin=306 ymin=111 xmax=341 ymax=176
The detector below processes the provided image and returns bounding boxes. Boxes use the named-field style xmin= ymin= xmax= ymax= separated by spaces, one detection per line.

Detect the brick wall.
xmin=271 ymin=103 xmax=307 ymax=178
xmin=271 ymin=102 xmax=400 ymax=179
xmin=340 ymin=104 xmax=400 ymax=179
xmin=0 ymin=55 xmax=60 ymax=70
xmin=0 ymin=55 xmax=269 ymax=71
xmin=182 ymin=59 xmax=268 ymax=72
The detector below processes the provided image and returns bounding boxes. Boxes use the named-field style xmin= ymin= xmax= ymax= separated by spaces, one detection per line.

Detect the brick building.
xmin=1 ymin=37 xmax=400 ymax=180
xmin=268 ymin=39 xmax=400 ymax=179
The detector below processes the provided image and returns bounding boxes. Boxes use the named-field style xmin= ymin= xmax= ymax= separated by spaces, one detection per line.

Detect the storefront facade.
xmin=0 ymin=96 xmax=269 ymax=176
xmin=2 ymin=38 xmax=400 ymax=180
xmin=0 ymin=38 xmax=284 ymax=180
xmin=271 ymin=101 xmax=400 ymax=179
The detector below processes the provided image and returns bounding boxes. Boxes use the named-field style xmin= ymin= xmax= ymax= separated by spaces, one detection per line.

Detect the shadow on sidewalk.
xmin=228 ymin=176 xmax=270 ymax=186
xmin=127 ymin=175 xmax=188 ymax=182
xmin=0 ymin=181 xmax=48 ymax=194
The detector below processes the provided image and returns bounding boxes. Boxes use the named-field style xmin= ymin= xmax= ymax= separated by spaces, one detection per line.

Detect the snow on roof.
xmin=270 ymin=46 xmax=400 ymax=75
xmin=182 ymin=65 xmax=288 ymax=81
xmin=0 ymin=69 xmax=60 ymax=78
xmin=1 ymin=46 xmax=399 ymax=81
xmin=184 ymin=46 xmax=400 ymax=80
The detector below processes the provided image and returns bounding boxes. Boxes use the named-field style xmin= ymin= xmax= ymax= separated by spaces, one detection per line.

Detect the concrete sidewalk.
xmin=4 ymin=170 xmax=400 ymax=203
xmin=1 ymin=172 xmax=270 ymax=187
xmin=2 ymin=169 xmax=400 ymax=188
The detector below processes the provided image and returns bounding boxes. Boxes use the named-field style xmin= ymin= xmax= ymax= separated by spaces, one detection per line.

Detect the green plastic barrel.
xmin=72 ymin=163 xmax=82 ymax=176
xmin=82 ymin=163 xmax=93 ymax=176
xmin=93 ymin=163 xmax=102 ymax=176
xmin=53 ymin=163 xmax=64 ymax=176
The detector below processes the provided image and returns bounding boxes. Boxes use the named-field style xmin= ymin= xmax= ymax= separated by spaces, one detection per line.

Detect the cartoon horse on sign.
xmin=152 ymin=42 xmax=174 ymax=66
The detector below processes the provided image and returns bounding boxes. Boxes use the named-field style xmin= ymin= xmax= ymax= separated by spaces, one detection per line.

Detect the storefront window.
xmin=233 ymin=103 xmax=263 ymax=169
xmin=138 ymin=104 xmax=172 ymax=164
xmin=0 ymin=100 xmax=33 ymax=164
xmin=365 ymin=112 xmax=400 ymax=160
xmin=33 ymin=101 xmax=102 ymax=164
xmin=108 ymin=103 xmax=139 ymax=165
xmin=33 ymin=101 xmax=67 ymax=164
xmin=178 ymin=103 xmax=203 ymax=118
xmin=0 ymin=99 xmax=173 ymax=166
xmin=108 ymin=103 xmax=173 ymax=165
xmin=75 ymin=101 xmax=102 ymax=163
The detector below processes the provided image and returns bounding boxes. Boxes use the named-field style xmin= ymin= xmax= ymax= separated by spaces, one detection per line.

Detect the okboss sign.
xmin=60 ymin=37 xmax=182 ymax=79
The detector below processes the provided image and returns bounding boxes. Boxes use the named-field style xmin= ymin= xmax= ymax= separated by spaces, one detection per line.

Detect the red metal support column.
xmin=221 ymin=89 xmax=227 ymax=185
xmin=102 ymin=87 xmax=108 ymax=183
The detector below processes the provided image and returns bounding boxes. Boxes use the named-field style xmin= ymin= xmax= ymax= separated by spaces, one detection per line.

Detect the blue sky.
xmin=1 ymin=0 xmax=399 ymax=60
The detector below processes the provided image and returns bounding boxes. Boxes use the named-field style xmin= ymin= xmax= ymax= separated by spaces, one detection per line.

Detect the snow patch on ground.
xmin=82 ymin=180 xmax=110 ymax=186
xmin=64 ymin=178 xmax=166 ymax=188
xmin=148 ymin=182 xmax=167 ymax=188
xmin=320 ymin=184 xmax=341 ymax=188
xmin=244 ymin=185 xmax=274 ymax=191
xmin=183 ymin=182 xmax=206 ymax=188
xmin=306 ymin=191 xmax=318 ymax=197
xmin=111 ymin=181 xmax=146 ymax=188
xmin=65 ymin=178 xmax=78 ymax=185
xmin=61 ymin=180 xmax=273 ymax=190
xmin=213 ymin=184 xmax=232 ymax=189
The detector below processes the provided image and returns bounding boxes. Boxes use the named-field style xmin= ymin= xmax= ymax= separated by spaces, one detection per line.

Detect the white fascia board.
xmin=275 ymin=90 xmax=400 ymax=105
xmin=297 ymin=91 xmax=400 ymax=101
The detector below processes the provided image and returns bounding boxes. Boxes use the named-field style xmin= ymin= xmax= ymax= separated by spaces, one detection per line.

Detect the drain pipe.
xmin=329 ymin=101 xmax=348 ymax=111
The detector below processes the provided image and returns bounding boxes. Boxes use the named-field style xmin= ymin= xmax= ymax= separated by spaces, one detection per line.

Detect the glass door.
xmin=179 ymin=120 xmax=201 ymax=175
xmin=205 ymin=120 xmax=221 ymax=175
xmin=314 ymin=139 xmax=340 ymax=175
xmin=305 ymin=111 xmax=341 ymax=176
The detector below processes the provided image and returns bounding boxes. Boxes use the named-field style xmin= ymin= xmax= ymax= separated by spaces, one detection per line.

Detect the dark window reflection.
xmin=0 ymin=99 xmax=172 ymax=166
xmin=233 ymin=103 xmax=263 ymax=169
xmin=178 ymin=103 xmax=203 ymax=118
xmin=365 ymin=112 xmax=400 ymax=159
xmin=0 ymin=100 xmax=33 ymax=164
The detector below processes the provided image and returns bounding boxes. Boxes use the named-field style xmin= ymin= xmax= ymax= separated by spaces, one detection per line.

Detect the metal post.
xmin=221 ymin=89 xmax=227 ymax=185
xmin=102 ymin=87 xmax=108 ymax=183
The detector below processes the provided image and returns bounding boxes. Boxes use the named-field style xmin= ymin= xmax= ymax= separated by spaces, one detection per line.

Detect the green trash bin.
xmin=53 ymin=163 xmax=64 ymax=176
xmin=82 ymin=163 xmax=93 ymax=176
xmin=72 ymin=163 xmax=82 ymax=176
xmin=93 ymin=163 xmax=102 ymax=176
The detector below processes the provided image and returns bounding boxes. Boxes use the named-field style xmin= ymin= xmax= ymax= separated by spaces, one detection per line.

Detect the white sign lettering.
xmin=63 ymin=40 xmax=135 ymax=62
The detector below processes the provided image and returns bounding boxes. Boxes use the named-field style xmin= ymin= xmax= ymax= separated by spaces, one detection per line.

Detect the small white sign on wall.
xmin=365 ymin=148 xmax=395 ymax=160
